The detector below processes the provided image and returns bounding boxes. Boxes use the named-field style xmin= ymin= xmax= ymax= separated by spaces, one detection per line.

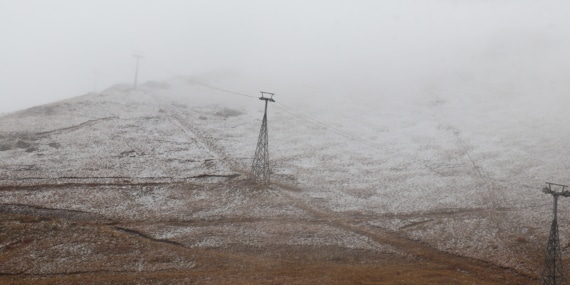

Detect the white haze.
xmin=1 ymin=0 xmax=569 ymax=114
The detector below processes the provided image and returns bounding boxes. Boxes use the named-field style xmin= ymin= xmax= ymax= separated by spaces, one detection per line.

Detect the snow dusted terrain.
xmin=1 ymin=77 xmax=568 ymax=283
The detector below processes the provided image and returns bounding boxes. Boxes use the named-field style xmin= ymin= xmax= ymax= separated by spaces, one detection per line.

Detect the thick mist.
xmin=1 ymin=0 xmax=569 ymax=114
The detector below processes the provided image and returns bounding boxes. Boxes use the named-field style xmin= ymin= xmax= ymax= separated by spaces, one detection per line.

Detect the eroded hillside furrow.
xmin=113 ymin=226 xmax=185 ymax=247
xmin=147 ymin=93 xmax=245 ymax=173
xmin=35 ymin=116 xmax=119 ymax=137
xmin=168 ymin=112 xmax=248 ymax=175
xmin=454 ymin=129 xmax=509 ymax=207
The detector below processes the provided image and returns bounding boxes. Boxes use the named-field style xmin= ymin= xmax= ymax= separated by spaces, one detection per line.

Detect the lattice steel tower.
xmin=251 ymin=91 xmax=275 ymax=184
xmin=542 ymin=182 xmax=570 ymax=285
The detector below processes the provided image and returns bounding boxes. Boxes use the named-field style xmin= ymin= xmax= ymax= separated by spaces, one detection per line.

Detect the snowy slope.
xmin=1 ymin=77 xmax=568 ymax=277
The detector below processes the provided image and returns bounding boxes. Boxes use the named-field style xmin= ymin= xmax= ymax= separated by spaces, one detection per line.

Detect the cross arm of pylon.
xmin=543 ymin=182 xmax=570 ymax=197
xmin=260 ymin=91 xmax=275 ymax=102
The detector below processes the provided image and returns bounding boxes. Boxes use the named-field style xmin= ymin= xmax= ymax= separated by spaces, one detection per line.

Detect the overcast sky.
xmin=1 ymin=0 xmax=569 ymax=113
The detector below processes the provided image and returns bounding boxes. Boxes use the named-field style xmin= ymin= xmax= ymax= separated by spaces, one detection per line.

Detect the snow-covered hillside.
xmin=0 ymin=77 xmax=567 ymax=282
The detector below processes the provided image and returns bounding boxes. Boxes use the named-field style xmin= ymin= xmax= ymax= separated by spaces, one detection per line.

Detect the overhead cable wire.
xmin=185 ymin=79 xmax=257 ymax=99
xmin=273 ymin=102 xmax=382 ymax=149
xmin=275 ymin=104 xmax=366 ymax=142
xmin=142 ymin=58 xmax=380 ymax=148
xmin=143 ymin=59 xmax=257 ymax=99
xmin=180 ymin=77 xmax=382 ymax=149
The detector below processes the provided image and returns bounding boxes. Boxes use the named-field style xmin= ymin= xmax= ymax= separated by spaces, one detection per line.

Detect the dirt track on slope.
xmin=0 ymin=205 xmax=536 ymax=285
xmin=273 ymin=182 xmax=535 ymax=284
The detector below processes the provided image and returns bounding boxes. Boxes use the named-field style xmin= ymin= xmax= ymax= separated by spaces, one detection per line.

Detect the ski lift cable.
xmin=142 ymin=59 xmax=380 ymax=148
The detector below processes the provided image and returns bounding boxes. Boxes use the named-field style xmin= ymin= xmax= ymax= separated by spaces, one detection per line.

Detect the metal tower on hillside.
xmin=542 ymin=182 xmax=570 ymax=285
xmin=133 ymin=54 xmax=143 ymax=89
xmin=251 ymin=91 xmax=275 ymax=184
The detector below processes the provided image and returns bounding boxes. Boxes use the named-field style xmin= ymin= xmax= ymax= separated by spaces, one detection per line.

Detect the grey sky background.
xmin=1 ymin=0 xmax=569 ymax=113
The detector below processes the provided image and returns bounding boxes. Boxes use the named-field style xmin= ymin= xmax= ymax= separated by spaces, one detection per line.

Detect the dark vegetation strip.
xmin=0 ymin=174 xmax=239 ymax=181
xmin=0 ymin=174 xmax=240 ymax=190
xmin=119 ymin=217 xmax=310 ymax=227
xmin=0 ymin=182 xmax=174 ymax=191
xmin=0 ymin=268 xmax=180 ymax=277
xmin=0 ymin=203 xmax=107 ymax=223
